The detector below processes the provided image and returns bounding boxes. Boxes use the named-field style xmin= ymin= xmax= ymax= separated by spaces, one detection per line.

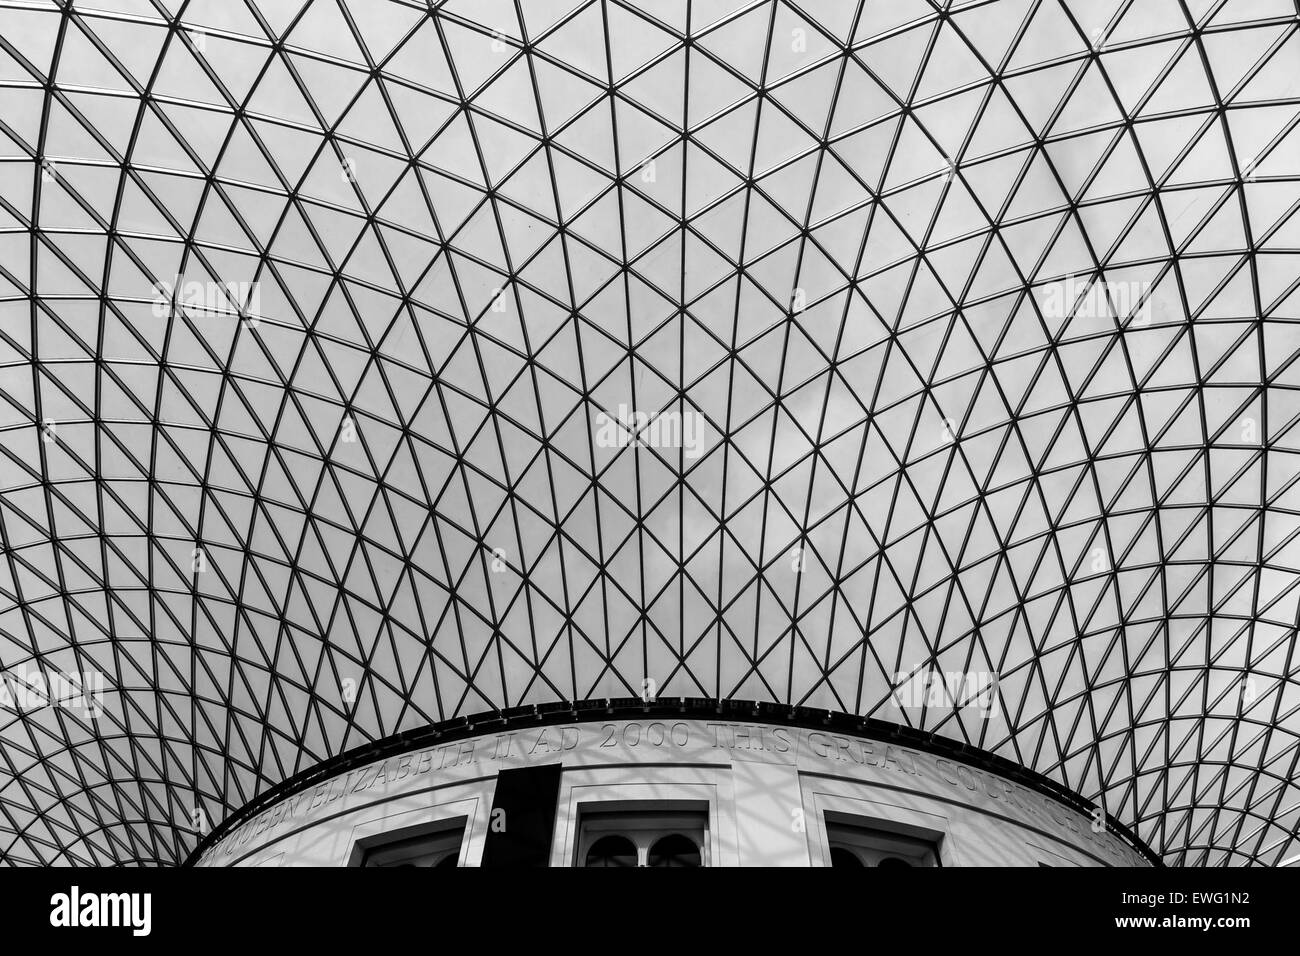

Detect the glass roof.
xmin=1 ymin=0 xmax=1299 ymax=866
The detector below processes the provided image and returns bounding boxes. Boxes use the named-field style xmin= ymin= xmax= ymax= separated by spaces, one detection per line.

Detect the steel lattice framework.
xmin=1 ymin=0 xmax=1299 ymax=867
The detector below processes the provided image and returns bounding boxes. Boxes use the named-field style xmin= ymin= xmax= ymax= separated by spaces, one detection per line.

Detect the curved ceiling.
xmin=2 ymin=0 xmax=1299 ymax=866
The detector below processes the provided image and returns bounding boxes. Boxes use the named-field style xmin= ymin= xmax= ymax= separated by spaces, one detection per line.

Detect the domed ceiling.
xmin=1 ymin=0 xmax=1299 ymax=866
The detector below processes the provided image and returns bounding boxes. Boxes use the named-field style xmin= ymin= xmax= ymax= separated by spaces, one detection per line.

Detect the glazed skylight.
xmin=1 ymin=0 xmax=1299 ymax=866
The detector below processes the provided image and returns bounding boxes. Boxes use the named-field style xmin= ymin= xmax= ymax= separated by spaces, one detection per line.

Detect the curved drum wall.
xmin=196 ymin=718 xmax=1150 ymax=867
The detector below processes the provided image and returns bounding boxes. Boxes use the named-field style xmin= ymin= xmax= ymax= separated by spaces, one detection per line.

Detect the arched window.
xmin=647 ymin=834 xmax=702 ymax=867
xmin=575 ymin=805 xmax=710 ymax=866
xmin=825 ymin=816 xmax=940 ymax=867
xmin=358 ymin=831 xmax=463 ymax=867
xmin=584 ymin=835 xmax=638 ymax=867
xmin=829 ymin=846 xmax=864 ymax=867
xmin=352 ymin=818 xmax=466 ymax=867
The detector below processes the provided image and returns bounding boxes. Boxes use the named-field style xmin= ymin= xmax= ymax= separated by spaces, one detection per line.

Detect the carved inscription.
xmin=205 ymin=720 xmax=1145 ymax=865
xmin=707 ymin=723 xmax=792 ymax=753
xmin=806 ymin=732 xmax=921 ymax=775
xmin=598 ymin=721 xmax=691 ymax=748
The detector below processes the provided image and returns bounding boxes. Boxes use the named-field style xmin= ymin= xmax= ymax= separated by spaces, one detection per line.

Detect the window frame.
xmin=803 ymin=789 xmax=959 ymax=867
xmin=574 ymin=802 xmax=710 ymax=867
xmin=550 ymin=771 xmax=731 ymax=866
xmin=347 ymin=813 xmax=470 ymax=868
xmin=824 ymin=812 xmax=943 ymax=867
